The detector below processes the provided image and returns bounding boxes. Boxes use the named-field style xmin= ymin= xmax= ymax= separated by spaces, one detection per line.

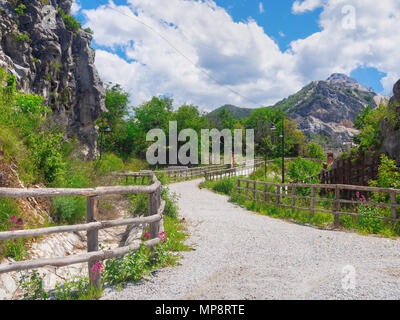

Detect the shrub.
xmin=287 ymin=157 xmax=322 ymax=184
xmin=14 ymin=32 xmax=30 ymax=42
xmin=94 ymin=153 xmax=125 ymax=176
xmin=212 ymin=178 xmax=235 ymax=195
xmin=307 ymin=142 xmax=326 ymax=160
xmin=51 ymin=196 xmax=86 ymax=224
xmin=28 ymin=132 xmax=66 ymax=183
xmin=14 ymin=4 xmax=26 ymax=15
xmin=62 ymin=12 xmax=81 ymax=33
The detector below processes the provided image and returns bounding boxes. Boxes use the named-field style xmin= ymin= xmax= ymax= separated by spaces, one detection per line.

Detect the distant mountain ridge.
xmin=271 ymin=73 xmax=383 ymax=151
xmin=207 ymin=74 xmax=387 ymax=153
xmin=206 ymin=104 xmax=253 ymax=124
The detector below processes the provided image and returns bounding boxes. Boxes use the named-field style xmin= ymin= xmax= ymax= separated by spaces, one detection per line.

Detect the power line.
xmin=90 ymin=0 xmax=267 ymax=108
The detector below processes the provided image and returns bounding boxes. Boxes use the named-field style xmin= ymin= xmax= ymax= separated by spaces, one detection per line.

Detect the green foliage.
xmin=357 ymin=203 xmax=383 ymax=234
xmin=94 ymin=153 xmax=125 ymax=176
xmin=245 ymin=108 xmax=307 ymax=157
xmin=306 ymin=142 xmax=326 ymax=160
xmin=287 ymin=157 xmax=322 ymax=184
xmin=13 ymin=32 xmax=30 ymax=42
xmin=84 ymin=27 xmax=94 ymax=34
xmin=103 ymin=244 xmax=152 ymax=286
xmin=58 ymin=8 xmax=81 ymax=33
xmin=369 ymin=155 xmax=400 ymax=190
xmin=51 ymin=196 xmax=86 ymax=224
xmin=19 ymin=270 xmax=50 ymax=300
xmin=28 ymin=131 xmax=65 ymax=183
xmin=353 ymin=103 xmax=388 ymax=151
xmin=14 ymin=4 xmax=26 ymax=15
xmin=162 ymin=187 xmax=179 ymax=219
xmin=211 ymin=177 xmax=236 ymax=195
xmin=19 ymin=271 xmax=102 ymax=300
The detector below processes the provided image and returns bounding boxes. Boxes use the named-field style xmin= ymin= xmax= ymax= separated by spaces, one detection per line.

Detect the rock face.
xmin=272 ymin=74 xmax=383 ymax=153
xmin=379 ymin=79 xmax=400 ymax=163
xmin=0 ymin=0 xmax=106 ymax=159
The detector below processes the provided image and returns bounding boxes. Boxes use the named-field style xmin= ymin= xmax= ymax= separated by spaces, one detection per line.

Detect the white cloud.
xmin=289 ymin=0 xmax=400 ymax=95
xmin=82 ymin=0 xmax=400 ymax=110
xmin=259 ymin=2 xmax=264 ymax=14
xmin=71 ymin=0 xmax=81 ymax=15
xmin=292 ymin=0 xmax=325 ymax=14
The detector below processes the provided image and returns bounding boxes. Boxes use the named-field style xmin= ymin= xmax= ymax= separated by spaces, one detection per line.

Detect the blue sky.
xmin=72 ymin=0 xmax=398 ymax=109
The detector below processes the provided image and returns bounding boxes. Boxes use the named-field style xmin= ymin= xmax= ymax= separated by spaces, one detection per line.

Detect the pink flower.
xmin=158 ymin=232 xmax=167 ymax=243
xmin=142 ymin=232 xmax=150 ymax=240
xmin=90 ymin=262 xmax=104 ymax=275
xmin=356 ymin=192 xmax=360 ymax=198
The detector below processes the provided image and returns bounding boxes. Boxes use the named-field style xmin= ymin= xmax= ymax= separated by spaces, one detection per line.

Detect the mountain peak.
xmin=326 ymin=73 xmax=374 ymax=93
xmin=326 ymin=73 xmax=358 ymax=84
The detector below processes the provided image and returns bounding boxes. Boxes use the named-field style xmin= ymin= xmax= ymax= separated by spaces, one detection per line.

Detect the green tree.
xmin=353 ymin=103 xmax=388 ymax=151
xmin=306 ymin=142 xmax=326 ymax=160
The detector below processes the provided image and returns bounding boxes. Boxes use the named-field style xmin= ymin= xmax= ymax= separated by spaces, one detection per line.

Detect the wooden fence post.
xmin=391 ymin=191 xmax=397 ymax=219
xmin=276 ymin=186 xmax=281 ymax=205
xmin=310 ymin=186 xmax=315 ymax=217
xmin=264 ymin=183 xmax=268 ymax=204
xmin=148 ymin=186 xmax=161 ymax=239
xmin=253 ymin=182 xmax=256 ymax=201
xmin=237 ymin=179 xmax=241 ymax=196
xmin=291 ymin=185 xmax=296 ymax=214
xmin=87 ymin=196 xmax=100 ymax=290
xmin=334 ymin=186 xmax=340 ymax=227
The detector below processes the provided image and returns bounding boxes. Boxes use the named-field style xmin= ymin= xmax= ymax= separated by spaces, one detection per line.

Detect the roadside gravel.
xmin=102 ymin=179 xmax=400 ymax=300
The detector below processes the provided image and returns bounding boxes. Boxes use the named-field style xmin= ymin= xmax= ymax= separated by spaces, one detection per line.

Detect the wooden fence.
xmin=318 ymin=154 xmax=380 ymax=186
xmin=237 ymin=179 xmax=400 ymax=226
xmin=115 ymin=163 xmax=231 ymax=183
xmin=205 ymin=158 xmax=323 ymax=182
xmin=0 ymin=175 xmax=164 ymax=290
xmin=205 ymin=161 xmax=264 ymax=181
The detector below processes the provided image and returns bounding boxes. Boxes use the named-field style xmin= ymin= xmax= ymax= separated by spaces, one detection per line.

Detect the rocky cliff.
xmin=379 ymin=79 xmax=400 ymax=163
xmin=0 ymin=0 xmax=106 ymax=159
xmin=272 ymin=74 xmax=385 ymax=153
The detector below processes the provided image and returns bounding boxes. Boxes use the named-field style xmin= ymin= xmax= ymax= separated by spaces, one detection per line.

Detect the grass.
xmin=202 ymin=175 xmax=400 ymax=239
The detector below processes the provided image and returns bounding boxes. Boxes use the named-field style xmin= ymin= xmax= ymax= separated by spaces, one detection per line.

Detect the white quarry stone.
xmin=1 ymin=274 xmax=17 ymax=293
xmin=0 ymin=289 xmax=7 ymax=300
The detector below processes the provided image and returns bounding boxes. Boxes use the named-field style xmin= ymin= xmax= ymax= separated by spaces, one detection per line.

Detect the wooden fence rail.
xmin=205 ymin=161 xmax=264 ymax=181
xmin=114 ymin=163 xmax=231 ymax=183
xmin=0 ymin=175 xmax=165 ymax=290
xmin=204 ymin=158 xmax=323 ymax=181
xmin=237 ymin=179 xmax=400 ymax=226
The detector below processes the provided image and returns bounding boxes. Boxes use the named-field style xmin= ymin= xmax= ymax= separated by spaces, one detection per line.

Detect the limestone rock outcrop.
xmin=0 ymin=0 xmax=106 ymax=159
xmin=272 ymin=74 xmax=385 ymax=153
xmin=379 ymin=79 xmax=400 ymax=163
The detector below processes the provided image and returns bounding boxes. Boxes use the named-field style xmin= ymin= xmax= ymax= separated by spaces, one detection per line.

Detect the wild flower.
xmin=158 ymin=232 xmax=167 ymax=243
xmin=90 ymin=262 xmax=104 ymax=281
xmin=8 ymin=216 xmax=24 ymax=231
xmin=142 ymin=232 xmax=150 ymax=240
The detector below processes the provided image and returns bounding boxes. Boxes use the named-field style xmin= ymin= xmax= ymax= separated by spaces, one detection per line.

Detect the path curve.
xmin=103 ymin=179 xmax=400 ymax=300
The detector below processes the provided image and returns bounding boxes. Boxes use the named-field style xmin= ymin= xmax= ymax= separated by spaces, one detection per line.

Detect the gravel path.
xmin=102 ymin=179 xmax=400 ymax=300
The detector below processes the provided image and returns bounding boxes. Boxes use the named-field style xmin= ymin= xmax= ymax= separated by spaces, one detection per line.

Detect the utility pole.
xmin=281 ymin=113 xmax=285 ymax=184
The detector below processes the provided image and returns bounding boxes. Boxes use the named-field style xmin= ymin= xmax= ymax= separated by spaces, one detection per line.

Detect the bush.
xmin=94 ymin=153 xmax=125 ymax=176
xmin=28 ymin=132 xmax=66 ymax=183
xmin=212 ymin=178 xmax=236 ymax=195
xmin=306 ymin=142 xmax=326 ymax=160
xmin=51 ymin=196 xmax=86 ymax=224
xmin=287 ymin=157 xmax=322 ymax=184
